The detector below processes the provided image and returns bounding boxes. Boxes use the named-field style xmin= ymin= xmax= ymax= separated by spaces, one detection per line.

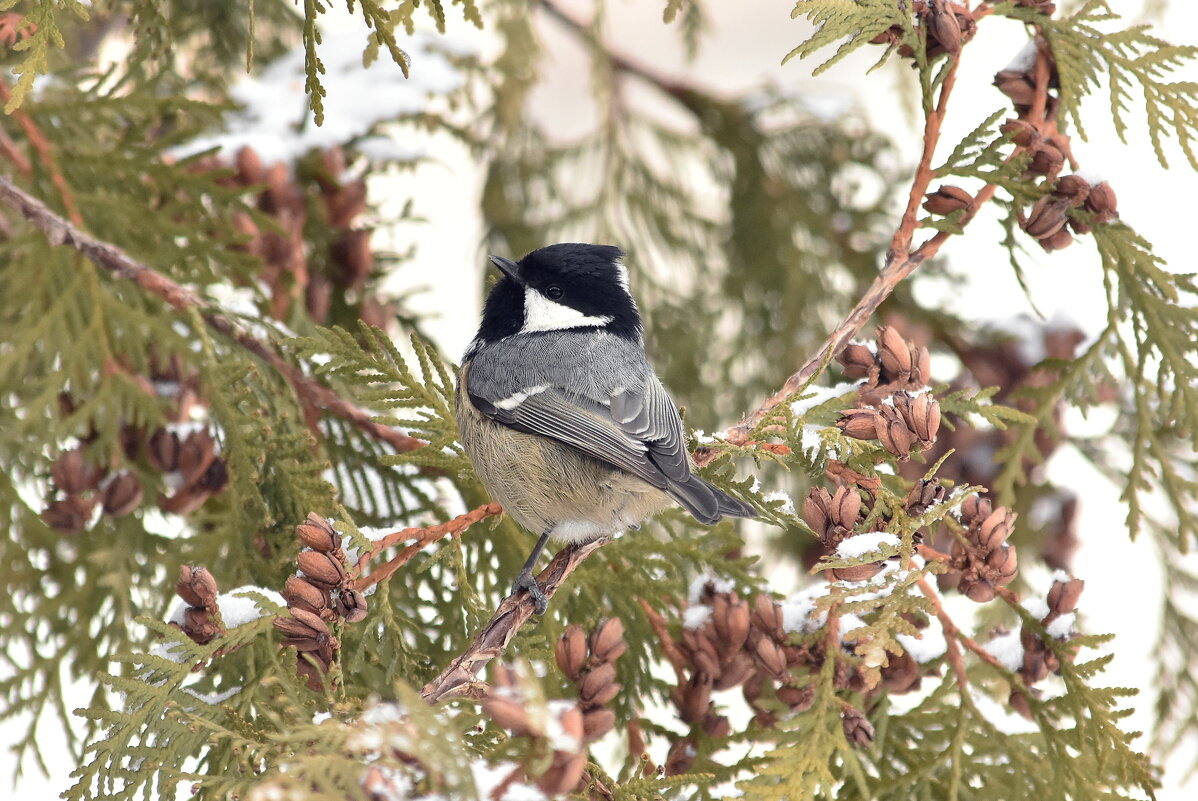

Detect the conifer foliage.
xmin=1 ymin=1 xmax=1196 ymax=799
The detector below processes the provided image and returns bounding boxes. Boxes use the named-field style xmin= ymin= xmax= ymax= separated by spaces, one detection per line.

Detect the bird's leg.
xmin=510 ymin=531 xmax=551 ymax=614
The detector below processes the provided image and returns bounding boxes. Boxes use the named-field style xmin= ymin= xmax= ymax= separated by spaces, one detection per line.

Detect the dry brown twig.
xmin=0 ymin=76 xmax=82 ymax=225
xmin=420 ymin=536 xmax=611 ymax=703
xmin=0 ymin=175 xmax=426 ymax=455
xmin=352 ymin=503 xmax=504 ymax=591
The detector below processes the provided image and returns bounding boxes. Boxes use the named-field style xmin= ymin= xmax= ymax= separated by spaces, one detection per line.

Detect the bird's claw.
xmin=510 ymin=568 xmax=548 ymax=615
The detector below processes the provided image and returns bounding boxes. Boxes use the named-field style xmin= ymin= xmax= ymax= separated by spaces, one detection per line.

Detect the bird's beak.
xmin=488 ymin=255 xmax=524 ymax=285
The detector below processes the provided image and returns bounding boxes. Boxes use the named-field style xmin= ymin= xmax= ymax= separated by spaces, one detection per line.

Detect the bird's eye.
xmin=545 ymin=285 xmax=564 ymax=300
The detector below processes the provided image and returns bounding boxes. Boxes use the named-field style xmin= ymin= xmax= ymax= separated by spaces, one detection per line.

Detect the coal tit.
xmin=456 ymin=243 xmax=756 ymax=613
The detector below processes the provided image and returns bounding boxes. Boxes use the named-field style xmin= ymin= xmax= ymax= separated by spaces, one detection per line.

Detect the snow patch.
xmin=985 ymin=630 xmax=1024 ymax=672
xmin=220 ymin=587 xmax=286 ymax=627
xmin=1004 ymin=40 xmax=1038 ymax=73
xmin=897 ymin=617 xmax=948 ymax=664
xmin=683 ymin=605 xmax=713 ymax=630
xmin=835 ymin=531 xmax=900 ymax=560
xmin=176 ymin=30 xmax=465 ymax=164
xmin=762 ymin=490 xmax=796 ymax=516
xmin=789 ymin=381 xmax=862 ymax=416
xmin=687 ymin=573 xmax=734 ymax=605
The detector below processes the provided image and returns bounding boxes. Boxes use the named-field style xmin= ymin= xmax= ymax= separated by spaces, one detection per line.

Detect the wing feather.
xmin=466 ymin=358 xmax=755 ymax=523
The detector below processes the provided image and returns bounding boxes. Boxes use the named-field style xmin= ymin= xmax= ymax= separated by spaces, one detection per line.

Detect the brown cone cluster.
xmin=482 ymin=665 xmax=589 ymax=798
xmin=949 ymin=496 xmax=1019 ymax=602
xmin=1001 ymin=573 xmax=1084 ymax=718
xmin=802 ymin=485 xmax=902 ymax=582
xmin=273 ymin=513 xmax=366 ymax=689
xmin=191 ymin=146 xmax=395 ymax=328
xmin=43 ymin=354 xmax=230 ymax=532
xmin=803 ymin=486 xmax=863 ymax=553
xmin=555 ymin=618 xmax=627 ymax=743
xmin=883 ymin=317 xmax=1090 ymax=572
xmin=870 ymin=1 xmax=977 ymax=61
xmin=838 ymin=326 xmax=933 ymax=400
xmin=147 ymin=426 xmax=229 ymax=515
xmin=841 ymin=703 xmax=876 ymax=747
xmin=657 ymin=580 xmax=895 ymax=775
xmin=905 ymin=478 xmax=949 ymax=517
xmin=993 ymin=37 xmax=1119 ymax=251
xmin=171 ymin=565 xmax=225 ymax=645
xmin=835 ymin=328 xmax=941 ymax=460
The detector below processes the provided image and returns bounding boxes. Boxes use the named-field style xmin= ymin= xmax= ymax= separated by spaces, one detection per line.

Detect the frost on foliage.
xmin=178 ymin=31 xmax=465 ymax=163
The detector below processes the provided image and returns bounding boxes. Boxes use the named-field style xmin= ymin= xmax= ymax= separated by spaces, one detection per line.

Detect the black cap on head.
xmin=472 ymin=243 xmax=642 ymax=348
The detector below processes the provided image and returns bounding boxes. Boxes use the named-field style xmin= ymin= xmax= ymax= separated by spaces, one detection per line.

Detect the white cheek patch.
xmin=494 ymin=384 xmax=550 ymax=410
xmin=521 ymin=287 xmax=613 ymax=333
xmin=614 ymin=261 xmax=631 ymax=292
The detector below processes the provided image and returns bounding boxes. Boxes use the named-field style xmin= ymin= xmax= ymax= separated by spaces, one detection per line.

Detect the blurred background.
xmin=2 ymin=0 xmax=1196 ymax=795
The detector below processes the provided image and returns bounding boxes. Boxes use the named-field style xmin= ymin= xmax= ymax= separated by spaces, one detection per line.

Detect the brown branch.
xmin=917 ymin=574 xmax=1009 ymax=678
xmin=0 ymin=119 xmax=32 ymax=176
xmin=637 ymin=597 xmax=689 ymax=681
xmin=420 ymin=536 xmax=611 ymax=703
xmin=0 ymin=77 xmax=82 ymax=225
xmin=0 ymin=175 xmax=427 ymax=454
xmin=352 ymin=503 xmax=504 ymax=591
xmin=917 ymin=543 xmax=953 ymax=564
xmin=539 ymin=0 xmax=694 ymax=105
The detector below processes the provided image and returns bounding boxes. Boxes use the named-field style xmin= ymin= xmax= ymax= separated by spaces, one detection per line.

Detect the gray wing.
xmin=609 ymin=378 xmax=689 ymax=482
xmin=465 ymin=332 xmax=750 ymax=523
xmin=465 ymin=376 xmax=683 ymax=492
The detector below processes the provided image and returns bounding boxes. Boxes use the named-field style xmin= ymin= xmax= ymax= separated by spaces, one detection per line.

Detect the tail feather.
xmin=667 ymin=476 xmax=757 ymax=525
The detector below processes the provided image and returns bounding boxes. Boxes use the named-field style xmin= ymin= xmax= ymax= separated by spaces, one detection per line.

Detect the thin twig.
xmin=917 ymin=575 xmax=1009 ymax=678
xmin=0 ymin=119 xmax=32 ymax=176
xmin=0 ymin=77 xmax=82 ymax=225
xmin=539 ymin=1 xmax=693 ymax=104
xmin=697 ymin=62 xmax=967 ymax=462
xmin=0 ymin=176 xmax=427 ymax=453
xmin=420 ymin=536 xmax=611 ymax=703
xmin=352 ymin=503 xmax=504 ymax=591
xmin=637 ymin=597 xmax=689 ymax=681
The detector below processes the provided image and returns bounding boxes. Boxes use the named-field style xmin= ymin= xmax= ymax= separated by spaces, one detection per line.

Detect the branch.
xmin=539 ymin=0 xmax=695 ymax=104
xmin=420 ymin=536 xmax=611 ymax=703
xmin=917 ymin=575 xmax=1010 ymax=678
xmin=352 ymin=503 xmax=504 ymax=591
xmin=0 ymin=175 xmax=427 ymax=454
xmin=697 ymin=34 xmax=1070 ymax=462
xmin=0 ymin=77 xmax=81 ymax=224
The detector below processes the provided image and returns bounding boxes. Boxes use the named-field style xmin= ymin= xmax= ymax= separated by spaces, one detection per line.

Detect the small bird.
xmin=456 ymin=243 xmax=757 ymax=613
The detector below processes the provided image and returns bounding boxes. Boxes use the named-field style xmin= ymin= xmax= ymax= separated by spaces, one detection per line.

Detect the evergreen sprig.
xmin=784 ymin=0 xmax=909 ymax=75
xmin=1037 ymin=0 xmax=1198 ymax=168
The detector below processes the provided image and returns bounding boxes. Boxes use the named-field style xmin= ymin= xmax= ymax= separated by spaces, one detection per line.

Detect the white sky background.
xmin=6 ymin=0 xmax=1198 ymax=797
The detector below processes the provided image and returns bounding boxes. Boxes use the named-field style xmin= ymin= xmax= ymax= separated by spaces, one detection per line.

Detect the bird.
xmin=455 ymin=243 xmax=757 ymax=613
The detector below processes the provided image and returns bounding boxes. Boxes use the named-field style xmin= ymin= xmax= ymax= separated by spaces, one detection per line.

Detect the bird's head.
xmin=470 ymin=243 xmax=643 ymax=352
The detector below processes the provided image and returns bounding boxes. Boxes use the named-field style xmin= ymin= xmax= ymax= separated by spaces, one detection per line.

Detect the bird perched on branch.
xmin=456 ymin=243 xmax=756 ymax=613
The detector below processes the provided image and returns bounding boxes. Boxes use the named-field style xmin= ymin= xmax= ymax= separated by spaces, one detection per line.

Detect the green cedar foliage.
xmin=0 ymin=1 xmax=1194 ymax=800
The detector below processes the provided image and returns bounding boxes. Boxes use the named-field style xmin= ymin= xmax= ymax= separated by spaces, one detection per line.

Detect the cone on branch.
xmin=842 ymin=704 xmax=875 ymax=748
xmin=951 ymin=499 xmax=1020 ymax=600
xmin=923 ymin=185 xmax=973 ymax=215
xmin=296 ymin=512 xmax=341 ymax=553
xmin=172 ymin=565 xmax=226 ymax=645
xmin=905 ymin=479 xmax=948 ymax=517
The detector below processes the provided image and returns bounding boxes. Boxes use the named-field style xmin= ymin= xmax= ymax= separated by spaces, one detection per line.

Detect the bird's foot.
xmin=510 ymin=568 xmax=548 ymax=615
